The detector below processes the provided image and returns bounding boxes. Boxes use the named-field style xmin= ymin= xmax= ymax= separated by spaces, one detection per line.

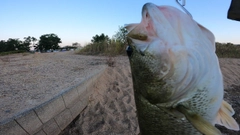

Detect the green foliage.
xmin=215 ymin=42 xmax=240 ymax=58
xmin=113 ymin=26 xmax=128 ymax=45
xmin=0 ymin=40 xmax=8 ymax=52
xmin=0 ymin=38 xmax=31 ymax=52
xmin=91 ymin=33 xmax=109 ymax=43
xmin=35 ymin=33 xmax=61 ymax=52
xmin=6 ymin=38 xmax=19 ymax=51
xmin=77 ymin=27 xmax=128 ymax=56
xmin=76 ymin=39 xmax=128 ymax=56
xmin=77 ymin=33 xmax=110 ymax=55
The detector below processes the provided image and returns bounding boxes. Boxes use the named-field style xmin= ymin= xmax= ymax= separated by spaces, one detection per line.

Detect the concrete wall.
xmin=0 ymin=67 xmax=106 ymax=135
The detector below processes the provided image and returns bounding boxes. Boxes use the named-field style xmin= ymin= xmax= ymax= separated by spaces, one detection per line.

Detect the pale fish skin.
xmin=125 ymin=3 xmax=239 ymax=135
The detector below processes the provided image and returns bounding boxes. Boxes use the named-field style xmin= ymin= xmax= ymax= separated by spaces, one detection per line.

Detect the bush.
xmin=215 ymin=42 xmax=240 ymax=58
xmin=75 ymin=40 xmax=127 ymax=56
xmin=77 ymin=41 xmax=240 ymax=58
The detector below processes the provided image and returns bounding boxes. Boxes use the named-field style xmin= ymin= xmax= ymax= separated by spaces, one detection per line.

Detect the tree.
xmin=113 ymin=26 xmax=128 ymax=45
xmin=35 ymin=33 xmax=61 ymax=52
xmin=0 ymin=40 xmax=7 ymax=52
xmin=6 ymin=38 xmax=22 ymax=51
xmin=31 ymin=37 xmax=37 ymax=49
xmin=22 ymin=36 xmax=32 ymax=51
xmin=90 ymin=33 xmax=110 ymax=53
xmin=112 ymin=26 xmax=128 ymax=54
xmin=91 ymin=33 xmax=109 ymax=43
xmin=0 ymin=38 xmax=31 ymax=52
xmin=72 ymin=42 xmax=81 ymax=47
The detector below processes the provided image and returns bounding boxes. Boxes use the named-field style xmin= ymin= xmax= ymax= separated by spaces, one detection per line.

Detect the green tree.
xmin=113 ymin=26 xmax=128 ymax=45
xmin=91 ymin=33 xmax=109 ymax=43
xmin=36 ymin=33 xmax=61 ymax=52
xmin=31 ymin=37 xmax=37 ymax=49
xmin=72 ymin=42 xmax=80 ymax=47
xmin=0 ymin=40 xmax=7 ymax=52
xmin=22 ymin=36 xmax=32 ymax=51
xmin=78 ymin=26 xmax=130 ymax=55
xmin=90 ymin=33 xmax=110 ymax=53
xmin=0 ymin=38 xmax=30 ymax=52
xmin=6 ymin=38 xmax=22 ymax=51
xmin=112 ymin=26 xmax=128 ymax=54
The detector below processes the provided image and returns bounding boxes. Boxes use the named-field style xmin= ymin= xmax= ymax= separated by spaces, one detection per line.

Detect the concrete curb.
xmin=0 ymin=66 xmax=107 ymax=135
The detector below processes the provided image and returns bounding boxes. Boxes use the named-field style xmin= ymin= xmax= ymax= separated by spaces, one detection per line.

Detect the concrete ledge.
xmin=15 ymin=110 xmax=43 ymax=135
xmin=54 ymin=109 xmax=73 ymax=130
xmin=0 ymin=120 xmax=28 ymax=135
xmin=0 ymin=66 xmax=106 ymax=135
xmin=35 ymin=96 xmax=66 ymax=124
xmin=34 ymin=130 xmax=46 ymax=135
xmin=42 ymin=119 xmax=60 ymax=135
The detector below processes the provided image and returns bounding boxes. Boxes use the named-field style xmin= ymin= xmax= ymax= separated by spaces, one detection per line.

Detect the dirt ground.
xmin=0 ymin=51 xmax=106 ymax=123
xmin=59 ymin=57 xmax=240 ymax=135
xmin=0 ymin=52 xmax=239 ymax=134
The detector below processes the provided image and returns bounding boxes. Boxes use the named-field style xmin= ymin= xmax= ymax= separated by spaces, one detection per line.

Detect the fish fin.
xmin=215 ymin=100 xmax=239 ymax=131
xmin=177 ymin=105 xmax=221 ymax=135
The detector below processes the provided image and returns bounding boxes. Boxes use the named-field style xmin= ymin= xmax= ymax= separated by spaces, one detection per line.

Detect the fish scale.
xmin=129 ymin=45 xmax=202 ymax=135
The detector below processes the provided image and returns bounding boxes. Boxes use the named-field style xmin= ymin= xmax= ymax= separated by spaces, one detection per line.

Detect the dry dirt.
xmin=0 ymin=52 xmax=240 ymax=135
xmin=0 ymin=51 xmax=106 ymax=123
xmin=59 ymin=57 xmax=240 ymax=135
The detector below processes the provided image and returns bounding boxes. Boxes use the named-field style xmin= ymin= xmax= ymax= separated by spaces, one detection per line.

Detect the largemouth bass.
xmin=125 ymin=3 xmax=239 ymax=135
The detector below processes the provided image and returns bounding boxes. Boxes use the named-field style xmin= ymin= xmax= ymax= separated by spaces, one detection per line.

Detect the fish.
xmin=125 ymin=3 xmax=239 ymax=135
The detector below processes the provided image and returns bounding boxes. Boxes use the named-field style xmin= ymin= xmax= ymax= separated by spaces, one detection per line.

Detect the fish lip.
xmin=142 ymin=2 xmax=157 ymax=15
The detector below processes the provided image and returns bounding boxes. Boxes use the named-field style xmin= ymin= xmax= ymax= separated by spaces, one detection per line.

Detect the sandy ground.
xmin=59 ymin=57 xmax=240 ymax=135
xmin=60 ymin=56 xmax=139 ymax=135
xmin=219 ymin=58 xmax=240 ymax=89
xmin=1 ymin=52 xmax=240 ymax=135
xmin=0 ymin=51 xmax=106 ymax=123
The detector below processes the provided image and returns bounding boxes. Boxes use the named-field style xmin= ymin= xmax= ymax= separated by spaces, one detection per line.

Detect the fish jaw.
xmin=125 ymin=3 xmax=191 ymax=54
xmin=125 ymin=3 xmax=216 ymax=54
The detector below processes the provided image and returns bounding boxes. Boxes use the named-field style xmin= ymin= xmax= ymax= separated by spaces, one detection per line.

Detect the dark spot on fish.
xmin=126 ymin=45 xmax=133 ymax=57
xmin=146 ymin=12 xmax=149 ymax=18
xmin=140 ymin=51 xmax=145 ymax=56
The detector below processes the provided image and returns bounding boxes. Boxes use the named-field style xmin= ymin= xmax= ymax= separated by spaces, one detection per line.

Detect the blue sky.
xmin=0 ymin=0 xmax=239 ymax=46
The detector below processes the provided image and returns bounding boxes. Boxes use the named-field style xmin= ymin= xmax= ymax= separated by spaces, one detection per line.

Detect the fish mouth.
xmin=125 ymin=2 xmax=173 ymax=55
xmin=125 ymin=2 xmax=167 ymax=38
xmin=124 ymin=3 xmax=157 ymax=53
